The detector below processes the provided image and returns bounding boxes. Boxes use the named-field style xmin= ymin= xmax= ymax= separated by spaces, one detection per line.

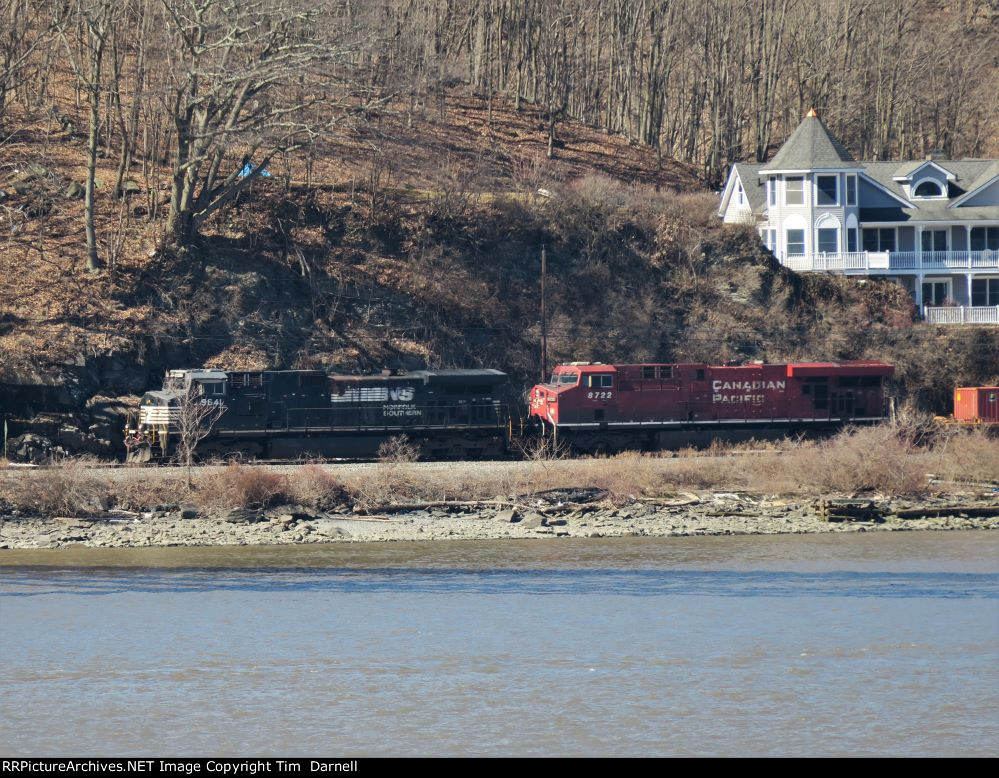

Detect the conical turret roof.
xmin=761 ymin=110 xmax=856 ymax=171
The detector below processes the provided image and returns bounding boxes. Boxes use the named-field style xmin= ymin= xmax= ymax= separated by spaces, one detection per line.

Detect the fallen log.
xmin=354 ymin=499 xmax=520 ymax=515
xmin=891 ymin=506 xmax=999 ymax=520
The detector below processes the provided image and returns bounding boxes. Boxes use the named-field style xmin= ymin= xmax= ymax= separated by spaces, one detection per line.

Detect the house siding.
xmin=858 ymin=177 xmax=901 ymax=208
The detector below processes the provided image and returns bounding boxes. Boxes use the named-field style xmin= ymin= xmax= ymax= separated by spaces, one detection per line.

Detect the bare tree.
xmin=0 ymin=0 xmax=63 ymax=132
xmin=61 ymin=0 xmax=119 ymax=271
xmin=173 ymin=384 xmax=225 ymax=487
xmin=155 ymin=0 xmax=372 ymax=245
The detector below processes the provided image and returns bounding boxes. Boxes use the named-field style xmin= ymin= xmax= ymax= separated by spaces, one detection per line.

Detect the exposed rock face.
xmin=5 ymin=433 xmax=66 ymax=464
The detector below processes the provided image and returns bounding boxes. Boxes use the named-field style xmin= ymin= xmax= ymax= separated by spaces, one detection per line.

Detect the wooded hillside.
xmin=0 ymin=0 xmax=997 ymax=455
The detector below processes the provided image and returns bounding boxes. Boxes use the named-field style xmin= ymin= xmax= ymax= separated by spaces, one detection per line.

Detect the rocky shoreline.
xmin=2 ymin=491 xmax=997 ymax=550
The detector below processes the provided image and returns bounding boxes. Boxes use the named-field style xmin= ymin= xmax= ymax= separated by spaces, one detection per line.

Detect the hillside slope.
xmin=1 ymin=95 xmax=997 ymax=459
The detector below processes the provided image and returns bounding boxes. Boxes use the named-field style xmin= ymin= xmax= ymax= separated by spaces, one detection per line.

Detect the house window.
xmin=736 ymin=182 xmax=744 ymax=205
xmin=913 ymin=180 xmax=944 ymax=198
xmin=817 ymin=228 xmax=838 ymax=254
xmin=786 ymin=229 xmax=806 ymax=255
xmin=769 ymin=229 xmax=777 ymax=251
xmin=768 ymin=179 xmax=776 ymax=207
xmin=847 ymin=228 xmax=858 ymax=253
xmin=816 ymin=175 xmax=838 ymax=206
xmin=970 ymin=227 xmax=999 ymax=251
xmin=785 ymin=177 xmax=804 ymax=205
xmin=921 ymin=230 xmax=948 ymax=252
xmin=862 ymin=228 xmax=895 ymax=252
xmin=971 ymin=278 xmax=999 ymax=307
xmin=921 ymin=280 xmax=951 ymax=307
xmin=846 ymin=175 xmax=857 ymax=206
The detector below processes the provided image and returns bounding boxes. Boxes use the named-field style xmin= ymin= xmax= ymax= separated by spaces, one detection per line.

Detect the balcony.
xmin=779 ymin=249 xmax=999 ymax=274
xmin=924 ymin=306 xmax=999 ymax=325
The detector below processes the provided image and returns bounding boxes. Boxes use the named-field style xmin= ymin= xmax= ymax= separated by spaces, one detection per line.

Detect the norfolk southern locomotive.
xmin=125 ymin=367 xmax=510 ymax=461
xmin=529 ymin=360 xmax=894 ymax=453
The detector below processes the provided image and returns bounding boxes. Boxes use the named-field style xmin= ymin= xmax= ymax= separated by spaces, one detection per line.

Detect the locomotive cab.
xmin=125 ymin=369 xmax=230 ymax=462
xmin=529 ymin=363 xmax=620 ymax=428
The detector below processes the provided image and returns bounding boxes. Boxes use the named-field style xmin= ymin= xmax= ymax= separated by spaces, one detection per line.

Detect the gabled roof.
xmin=950 ymin=162 xmax=999 ymax=206
xmin=760 ymin=110 xmax=856 ymax=172
xmin=862 ymin=160 xmax=993 ymax=201
xmin=718 ymin=162 xmax=766 ymax=216
xmin=892 ymin=159 xmax=956 ymax=181
xmin=733 ymin=163 xmax=767 ymax=212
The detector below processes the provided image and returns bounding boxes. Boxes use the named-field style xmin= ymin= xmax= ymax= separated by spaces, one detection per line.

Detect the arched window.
xmin=815 ymin=213 xmax=841 ymax=254
xmin=913 ymin=180 xmax=944 ymax=198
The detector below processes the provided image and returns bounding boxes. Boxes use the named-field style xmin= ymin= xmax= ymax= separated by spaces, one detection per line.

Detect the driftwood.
xmin=353 ymin=498 xmax=609 ymax=516
xmin=891 ymin=506 xmax=999 ymax=520
xmin=353 ymin=500 xmax=521 ymax=515
xmin=638 ymin=497 xmax=701 ymax=508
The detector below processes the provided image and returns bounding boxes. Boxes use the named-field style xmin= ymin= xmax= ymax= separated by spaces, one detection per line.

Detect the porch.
xmin=924 ymin=306 xmax=999 ymax=325
xmin=779 ymin=249 xmax=999 ymax=274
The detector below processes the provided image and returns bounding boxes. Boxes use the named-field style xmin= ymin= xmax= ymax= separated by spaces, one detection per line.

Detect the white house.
xmin=719 ymin=109 xmax=999 ymax=324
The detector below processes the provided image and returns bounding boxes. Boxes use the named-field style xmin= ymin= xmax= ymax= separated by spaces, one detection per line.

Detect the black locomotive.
xmin=125 ymin=367 xmax=510 ymax=461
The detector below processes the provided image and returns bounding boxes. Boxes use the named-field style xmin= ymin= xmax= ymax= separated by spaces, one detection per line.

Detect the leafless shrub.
xmin=344 ymin=464 xmax=425 ymax=509
xmin=780 ymin=425 xmax=929 ymax=496
xmin=513 ymin=434 xmax=570 ymax=463
xmin=377 ymin=435 xmax=421 ymax=463
xmin=110 ymin=471 xmax=187 ymax=511
xmin=195 ymin=463 xmax=288 ymax=509
xmin=0 ymin=457 xmax=111 ymax=516
xmin=288 ymin=464 xmax=350 ymax=511
xmin=173 ymin=385 xmax=225 ymax=486
xmin=930 ymin=427 xmax=999 ymax=484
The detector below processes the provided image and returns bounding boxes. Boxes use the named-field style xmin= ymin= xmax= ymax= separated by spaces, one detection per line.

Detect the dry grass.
xmin=776 ymin=426 xmax=930 ymax=496
xmin=929 ymin=427 xmax=999 ymax=484
xmin=194 ymin=463 xmax=289 ymax=510
xmin=287 ymin=464 xmax=351 ymax=511
xmin=1 ymin=425 xmax=993 ymax=517
xmin=0 ymin=457 xmax=111 ymax=516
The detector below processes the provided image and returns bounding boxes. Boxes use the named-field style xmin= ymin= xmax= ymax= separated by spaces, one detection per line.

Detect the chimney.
xmin=926 ymin=150 xmax=946 ymax=161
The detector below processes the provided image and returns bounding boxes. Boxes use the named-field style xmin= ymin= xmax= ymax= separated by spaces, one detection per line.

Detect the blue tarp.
xmin=239 ymin=163 xmax=271 ymax=178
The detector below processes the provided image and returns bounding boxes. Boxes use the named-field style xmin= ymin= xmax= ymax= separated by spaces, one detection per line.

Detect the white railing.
xmin=778 ymin=249 xmax=999 ymax=273
xmin=925 ymin=306 xmax=999 ymax=325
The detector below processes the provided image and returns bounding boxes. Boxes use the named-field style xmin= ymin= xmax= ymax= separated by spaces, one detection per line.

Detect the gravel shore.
xmin=2 ymin=491 xmax=997 ymax=550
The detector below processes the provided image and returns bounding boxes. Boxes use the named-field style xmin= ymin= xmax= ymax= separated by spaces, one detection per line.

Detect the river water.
xmin=1 ymin=532 xmax=997 ymax=757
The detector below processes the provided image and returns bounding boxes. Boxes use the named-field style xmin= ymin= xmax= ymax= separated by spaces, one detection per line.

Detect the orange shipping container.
xmin=954 ymin=387 xmax=999 ymax=423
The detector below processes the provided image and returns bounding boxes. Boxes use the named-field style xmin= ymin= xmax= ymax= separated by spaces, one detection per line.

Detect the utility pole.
xmin=540 ymin=245 xmax=548 ymax=383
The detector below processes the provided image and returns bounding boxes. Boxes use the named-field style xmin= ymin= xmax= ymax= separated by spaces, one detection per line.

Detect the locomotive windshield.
xmin=198 ymin=381 xmax=225 ymax=396
xmin=553 ymin=372 xmax=579 ymax=385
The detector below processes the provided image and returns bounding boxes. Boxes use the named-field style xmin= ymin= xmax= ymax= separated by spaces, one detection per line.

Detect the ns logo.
xmin=390 ymin=387 xmax=415 ymax=402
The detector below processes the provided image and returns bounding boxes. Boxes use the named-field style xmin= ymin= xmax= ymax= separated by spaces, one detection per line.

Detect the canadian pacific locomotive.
xmin=125 ymin=367 xmax=510 ymax=461
xmin=528 ymin=360 xmax=894 ymax=453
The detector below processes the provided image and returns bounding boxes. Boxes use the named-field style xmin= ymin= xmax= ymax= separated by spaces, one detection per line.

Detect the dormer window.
xmin=912 ymin=180 xmax=945 ymax=198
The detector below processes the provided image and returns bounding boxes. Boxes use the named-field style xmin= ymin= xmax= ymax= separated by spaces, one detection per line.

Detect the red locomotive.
xmin=528 ymin=360 xmax=894 ymax=452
